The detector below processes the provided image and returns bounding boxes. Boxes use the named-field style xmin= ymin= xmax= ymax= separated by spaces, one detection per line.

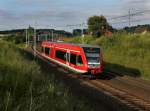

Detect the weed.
xmin=0 ymin=41 xmax=94 ymax=111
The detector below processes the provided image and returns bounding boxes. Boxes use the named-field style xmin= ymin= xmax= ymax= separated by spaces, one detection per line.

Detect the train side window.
xmin=77 ymin=55 xmax=83 ymax=66
xmin=56 ymin=50 xmax=66 ymax=61
xmin=70 ymin=54 xmax=77 ymax=65
xmin=45 ymin=47 xmax=50 ymax=55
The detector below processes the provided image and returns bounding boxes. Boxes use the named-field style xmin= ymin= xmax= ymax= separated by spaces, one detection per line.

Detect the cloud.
xmin=121 ymin=0 xmax=150 ymax=19
xmin=0 ymin=0 xmax=150 ymax=30
xmin=121 ymin=0 xmax=150 ymax=10
xmin=0 ymin=9 xmax=13 ymax=19
xmin=108 ymin=0 xmax=150 ymax=28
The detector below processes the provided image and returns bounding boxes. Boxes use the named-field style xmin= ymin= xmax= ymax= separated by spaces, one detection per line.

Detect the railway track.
xmin=105 ymin=71 xmax=150 ymax=91
xmin=103 ymin=71 xmax=150 ymax=102
xmin=68 ymin=72 xmax=150 ymax=111
xmin=89 ymin=80 xmax=150 ymax=111
xmin=26 ymin=47 xmax=150 ymax=111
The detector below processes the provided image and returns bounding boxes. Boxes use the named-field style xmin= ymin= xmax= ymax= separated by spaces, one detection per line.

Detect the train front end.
xmin=82 ymin=47 xmax=104 ymax=75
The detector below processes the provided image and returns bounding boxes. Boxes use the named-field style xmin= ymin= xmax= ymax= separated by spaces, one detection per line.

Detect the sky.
xmin=0 ymin=0 xmax=150 ymax=31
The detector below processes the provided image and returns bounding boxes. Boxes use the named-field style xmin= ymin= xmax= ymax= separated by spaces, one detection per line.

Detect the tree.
xmin=88 ymin=15 xmax=110 ymax=37
xmin=73 ymin=29 xmax=82 ymax=36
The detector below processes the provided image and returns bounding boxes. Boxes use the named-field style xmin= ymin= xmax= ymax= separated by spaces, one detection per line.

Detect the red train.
xmin=39 ymin=41 xmax=104 ymax=75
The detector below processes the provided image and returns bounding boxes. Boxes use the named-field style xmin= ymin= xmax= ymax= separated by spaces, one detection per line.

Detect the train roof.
xmin=43 ymin=41 xmax=100 ymax=48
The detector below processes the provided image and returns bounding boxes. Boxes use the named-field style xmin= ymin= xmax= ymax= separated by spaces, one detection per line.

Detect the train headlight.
xmin=88 ymin=63 xmax=100 ymax=68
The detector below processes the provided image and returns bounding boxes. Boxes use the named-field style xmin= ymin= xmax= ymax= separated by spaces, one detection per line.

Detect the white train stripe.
xmin=36 ymin=51 xmax=87 ymax=73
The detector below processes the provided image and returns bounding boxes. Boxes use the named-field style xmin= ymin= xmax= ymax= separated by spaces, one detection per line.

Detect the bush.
xmin=0 ymin=41 xmax=94 ymax=111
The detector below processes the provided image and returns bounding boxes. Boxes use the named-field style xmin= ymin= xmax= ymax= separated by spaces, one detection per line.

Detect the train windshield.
xmin=83 ymin=47 xmax=100 ymax=65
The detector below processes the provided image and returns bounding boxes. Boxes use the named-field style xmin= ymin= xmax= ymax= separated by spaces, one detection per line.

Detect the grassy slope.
xmin=0 ymin=41 xmax=94 ymax=111
xmin=66 ymin=33 xmax=150 ymax=80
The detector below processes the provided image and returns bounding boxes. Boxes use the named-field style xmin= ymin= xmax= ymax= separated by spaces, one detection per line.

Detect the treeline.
xmin=0 ymin=29 xmax=25 ymax=35
xmin=72 ymin=24 xmax=150 ymax=36
xmin=72 ymin=16 xmax=150 ymax=37
xmin=0 ymin=29 xmax=72 ymax=37
xmin=1 ymin=24 xmax=149 ymax=35
xmin=123 ymin=24 xmax=150 ymax=33
xmin=0 ymin=27 xmax=73 ymax=44
xmin=36 ymin=29 xmax=72 ymax=37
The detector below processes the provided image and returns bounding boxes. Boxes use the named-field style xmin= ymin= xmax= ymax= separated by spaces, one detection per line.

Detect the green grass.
xmin=66 ymin=33 xmax=150 ymax=80
xmin=0 ymin=41 xmax=94 ymax=111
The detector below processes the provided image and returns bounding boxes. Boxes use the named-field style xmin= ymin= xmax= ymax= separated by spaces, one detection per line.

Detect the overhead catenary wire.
xmin=66 ymin=10 xmax=150 ymax=29
xmin=107 ymin=9 xmax=150 ymax=20
xmin=1 ymin=9 xmax=150 ymax=32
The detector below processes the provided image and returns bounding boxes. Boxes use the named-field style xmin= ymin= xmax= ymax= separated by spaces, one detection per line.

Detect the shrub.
xmin=0 ymin=41 xmax=94 ymax=111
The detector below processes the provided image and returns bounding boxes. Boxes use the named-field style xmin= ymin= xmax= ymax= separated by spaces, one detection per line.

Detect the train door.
xmin=66 ymin=50 xmax=70 ymax=66
xmin=70 ymin=52 xmax=85 ymax=71
xmin=69 ymin=51 xmax=78 ymax=68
